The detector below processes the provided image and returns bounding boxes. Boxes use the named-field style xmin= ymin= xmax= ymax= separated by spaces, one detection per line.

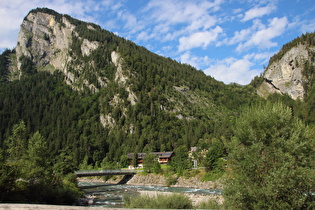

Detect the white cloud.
xmin=299 ymin=20 xmax=315 ymax=33
xmin=178 ymin=26 xmax=223 ymax=51
xmin=144 ymin=0 xmax=220 ymax=26
xmin=204 ymin=56 xmax=262 ymax=85
xmin=117 ymin=10 xmax=143 ymax=34
xmin=244 ymin=52 xmax=273 ymax=62
xmin=179 ymin=50 xmax=271 ymax=85
xmin=241 ymin=4 xmax=276 ymax=22
xmin=180 ymin=52 xmax=199 ymax=68
xmin=180 ymin=51 xmax=213 ymax=69
xmin=218 ymin=18 xmax=264 ymax=47
xmin=237 ymin=17 xmax=288 ymax=52
xmin=137 ymin=31 xmax=155 ymax=42
xmin=141 ymin=0 xmax=222 ymax=42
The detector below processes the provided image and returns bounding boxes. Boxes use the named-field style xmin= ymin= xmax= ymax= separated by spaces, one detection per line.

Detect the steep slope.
xmin=0 ymin=8 xmax=261 ymax=165
xmin=15 ymin=8 xmax=112 ymax=92
xmin=258 ymin=32 xmax=315 ymax=100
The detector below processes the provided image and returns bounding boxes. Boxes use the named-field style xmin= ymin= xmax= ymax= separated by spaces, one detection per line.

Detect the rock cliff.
xmin=258 ymin=43 xmax=315 ymax=100
xmin=16 ymin=11 xmax=74 ymax=75
xmin=15 ymin=9 xmax=111 ymax=93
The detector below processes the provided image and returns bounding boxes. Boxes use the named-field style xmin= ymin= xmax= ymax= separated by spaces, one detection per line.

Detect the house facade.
xmin=127 ymin=151 xmax=174 ymax=169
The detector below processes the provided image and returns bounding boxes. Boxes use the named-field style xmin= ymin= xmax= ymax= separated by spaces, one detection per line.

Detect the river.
xmin=78 ymin=182 xmax=222 ymax=208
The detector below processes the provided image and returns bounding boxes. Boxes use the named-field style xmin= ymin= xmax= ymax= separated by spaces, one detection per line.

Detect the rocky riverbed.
xmin=78 ymin=173 xmax=224 ymax=207
xmin=78 ymin=173 xmax=222 ymax=189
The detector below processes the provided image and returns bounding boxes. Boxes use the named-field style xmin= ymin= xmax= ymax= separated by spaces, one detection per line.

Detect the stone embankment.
xmin=126 ymin=173 xmax=222 ymax=189
xmin=78 ymin=173 xmax=222 ymax=189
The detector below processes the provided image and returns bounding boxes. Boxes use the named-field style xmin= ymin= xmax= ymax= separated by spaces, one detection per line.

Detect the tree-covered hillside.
xmin=0 ymin=8 xmax=263 ymax=167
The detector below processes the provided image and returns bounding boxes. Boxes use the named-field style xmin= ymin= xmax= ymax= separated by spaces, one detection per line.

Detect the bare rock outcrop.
xmin=14 ymin=10 xmax=110 ymax=93
xmin=16 ymin=11 xmax=74 ymax=73
xmin=258 ymin=44 xmax=315 ymax=100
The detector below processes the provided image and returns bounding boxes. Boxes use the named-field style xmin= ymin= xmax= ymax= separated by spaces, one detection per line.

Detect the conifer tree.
xmin=5 ymin=120 xmax=27 ymax=162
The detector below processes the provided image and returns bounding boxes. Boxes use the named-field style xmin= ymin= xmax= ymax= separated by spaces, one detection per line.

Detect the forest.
xmin=0 ymin=8 xmax=314 ymax=207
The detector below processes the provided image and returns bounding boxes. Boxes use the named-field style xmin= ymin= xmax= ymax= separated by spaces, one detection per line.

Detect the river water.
xmin=78 ymin=182 xmax=222 ymax=208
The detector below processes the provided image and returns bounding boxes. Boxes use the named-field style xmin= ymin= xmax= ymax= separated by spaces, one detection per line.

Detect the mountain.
xmin=257 ymin=33 xmax=315 ymax=101
xmin=254 ymin=32 xmax=315 ymax=124
xmin=2 ymin=7 xmax=311 ymax=167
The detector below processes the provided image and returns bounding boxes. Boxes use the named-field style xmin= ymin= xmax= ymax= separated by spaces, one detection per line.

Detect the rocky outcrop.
xmin=15 ymin=10 xmax=108 ymax=93
xmin=258 ymin=44 xmax=315 ymax=100
xmin=16 ymin=11 xmax=74 ymax=74
xmin=112 ymin=51 xmax=137 ymax=105
xmin=81 ymin=39 xmax=99 ymax=57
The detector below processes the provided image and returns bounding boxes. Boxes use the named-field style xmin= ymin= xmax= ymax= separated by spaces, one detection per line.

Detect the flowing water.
xmin=79 ymin=182 xmax=222 ymax=208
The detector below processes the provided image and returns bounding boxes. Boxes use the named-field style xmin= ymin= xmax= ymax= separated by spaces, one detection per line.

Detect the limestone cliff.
xmin=16 ymin=11 xmax=74 ymax=75
xmin=13 ymin=8 xmax=142 ymax=130
xmin=15 ymin=9 xmax=111 ymax=93
xmin=258 ymin=41 xmax=315 ymax=100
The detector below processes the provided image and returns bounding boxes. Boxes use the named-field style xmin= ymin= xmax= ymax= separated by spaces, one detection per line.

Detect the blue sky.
xmin=1 ymin=0 xmax=314 ymax=85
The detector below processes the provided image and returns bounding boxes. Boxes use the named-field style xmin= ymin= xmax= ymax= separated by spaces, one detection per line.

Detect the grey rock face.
xmin=15 ymin=11 xmax=108 ymax=92
xmin=16 ymin=12 xmax=74 ymax=73
xmin=258 ymin=44 xmax=315 ymax=100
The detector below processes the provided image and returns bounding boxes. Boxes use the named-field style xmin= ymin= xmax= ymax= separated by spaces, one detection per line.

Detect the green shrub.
xmin=162 ymin=164 xmax=174 ymax=175
xmin=152 ymin=161 xmax=162 ymax=174
xmin=124 ymin=193 xmax=193 ymax=209
xmin=165 ymin=175 xmax=178 ymax=187
xmin=197 ymin=199 xmax=222 ymax=209
xmin=183 ymin=169 xmax=200 ymax=178
xmin=201 ymin=168 xmax=224 ymax=181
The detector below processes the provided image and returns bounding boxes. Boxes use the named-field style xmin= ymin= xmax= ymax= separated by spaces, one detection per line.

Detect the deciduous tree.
xmin=224 ymin=102 xmax=315 ymax=209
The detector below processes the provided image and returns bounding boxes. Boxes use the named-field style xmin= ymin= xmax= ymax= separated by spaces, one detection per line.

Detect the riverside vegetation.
xmin=123 ymin=192 xmax=221 ymax=209
xmin=0 ymin=8 xmax=315 ymax=208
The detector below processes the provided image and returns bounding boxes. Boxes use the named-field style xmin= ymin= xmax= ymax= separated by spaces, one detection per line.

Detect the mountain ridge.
xmin=1 ymin=8 xmax=314 ymax=166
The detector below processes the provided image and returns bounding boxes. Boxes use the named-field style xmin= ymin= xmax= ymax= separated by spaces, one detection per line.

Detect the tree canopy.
xmin=224 ymin=102 xmax=315 ymax=209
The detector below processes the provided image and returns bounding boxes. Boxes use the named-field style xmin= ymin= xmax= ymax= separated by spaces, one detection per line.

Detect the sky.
xmin=1 ymin=0 xmax=315 ymax=85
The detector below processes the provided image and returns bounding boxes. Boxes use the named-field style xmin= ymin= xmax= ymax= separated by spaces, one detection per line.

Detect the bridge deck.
xmin=75 ymin=169 xmax=137 ymax=177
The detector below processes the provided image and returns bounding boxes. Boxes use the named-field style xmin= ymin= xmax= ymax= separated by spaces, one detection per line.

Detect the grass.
xmin=124 ymin=193 xmax=193 ymax=209
xmin=124 ymin=192 xmax=224 ymax=209
xmin=201 ymin=169 xmax=224 ymax=182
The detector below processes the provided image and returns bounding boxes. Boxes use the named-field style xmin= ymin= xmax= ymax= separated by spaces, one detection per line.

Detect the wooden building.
xmin=127 ymin=151 xmax=174 ymax=169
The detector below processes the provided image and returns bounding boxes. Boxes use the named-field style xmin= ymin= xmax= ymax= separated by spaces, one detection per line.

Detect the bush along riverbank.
xmin=124 ymin=191 xmax=223 ymax=209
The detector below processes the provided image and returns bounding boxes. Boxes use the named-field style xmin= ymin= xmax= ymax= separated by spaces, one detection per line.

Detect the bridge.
xmin=75 ymin=170 xmax=137 ymax=184
xmin=75 ymin=169 xmax=137 ymax=177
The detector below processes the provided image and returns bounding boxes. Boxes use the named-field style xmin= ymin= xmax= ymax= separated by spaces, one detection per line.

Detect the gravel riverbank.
xmin=78 ymin=173 xmax=224 ymax=206
xmin=78 ymin=173 xmax=222 ymax=190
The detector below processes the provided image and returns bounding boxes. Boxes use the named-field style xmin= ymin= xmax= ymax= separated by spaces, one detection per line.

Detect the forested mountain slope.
xmin=0 ymin=7 xmax=289 ymax=166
